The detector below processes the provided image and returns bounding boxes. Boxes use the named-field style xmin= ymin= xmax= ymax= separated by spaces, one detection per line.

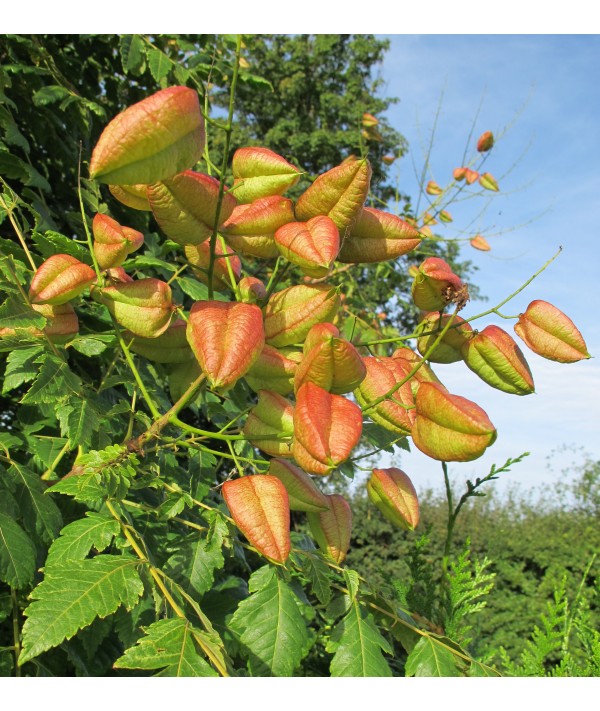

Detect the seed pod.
xmin=411 ymin=257 xmax=469 ymax=312
xmin=362 ymin=113 xmax=378 ymax=127
xmin=426 ymin=180 xmax=443 ymax=196
xmin=354 ymin=357 xmax=415 ymax=435
xmin=125 ymin=319 xmax=193 ymax=364
xmin=391 ymin=346 xmax=444 ymax=396
xmin=292 ymin=383 xmax=363 ymax=475
xmin=263 ymin=284 xmax=340 ymax=348
xmin=106 ymin=267 xmax=134 ymax=284
xmin=29 ymin=254 xmax=96 ymax=306
xmin=0 ymin=303 xmax=80 ymax=343
xmin=222 ymin=475 xmax=291 ymax=564
xmin=412 ymin=382 xmax=497 ymax=462
xmin=148 ymin=171 xmax=237 ymax=246
xmin=307 ymin=494 xmax=352 ymax=564
xmin=92 ymin=213 xmax=144 ymax=270
xmin=184 ymin=238 xmax=241 ymax=292
xmin=514 ymin=300 xmax=590 ymax=363
xmin=243 ymin=390 xmax=294 ymax=457
xmin=337 ymin=207 xmax=421 ymax=264
xmin=477 ymin=131 xmax=494 ymax=152
xmin=416 ymin=312 xmax=474 ymax=364
xmin=453 ymin=167 xmax=467 ymax=181
xmin=187 ymin=300 xmax=264 ymax=390
xmin=93 ymin=278 xmax=175 ymax=338
xmin=90 ymin=86 xmax=205 ymax=185
xmin=367 ymin=468 xmax=419 ymax=530
xmin=465 ymin=168 xmax=479 ymax=185
xmin=470 ymin=235 xmax=491 ymax=251
xmin=274 ymin=215 xmax=340 ymax=278
xmin=439 ymin=210 xmax=453 ymax=223
xmin=232 ymin=147 xmax=301 ymax=204
xmin=268 ymin=458 xmax=329 ymax=513
xmin=221 ymin=195 xmax=295 ymax=258
xmin=295 ymin=158 xmax=371 ymax=236
xmin=108 ymin=184 xmax=151 ymax=211
xmin=245 ymin=344 xmax=302 ymax=395
xmin=294 ymin=322 xmax=366 ymax=394
xmin=238 ymin=276 xmax=268 ymax=304
xmin=462 ymin=325 xmax=535 ymax=395
xmin=479 ymin=172 xmax=499 ymax=192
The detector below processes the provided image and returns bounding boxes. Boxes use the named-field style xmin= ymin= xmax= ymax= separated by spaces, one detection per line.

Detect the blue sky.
xmin=373 ymin=35 xmax=600 ymax=496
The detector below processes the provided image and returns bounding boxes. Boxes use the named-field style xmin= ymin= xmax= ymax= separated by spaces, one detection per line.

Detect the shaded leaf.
xmin=7 ymin=462 xmax=62 ymax=544
xmin=299 ymin=554 xmax=332 ymax=606
xmin=2 ymin=346 xmax=44 ymax=395
xmin=404 ymin=635 xmax=464 ymax=677
xmin=0 ymin=295 xmax=45 ymax=330
xmin=21 ymin=354 xmax=82 ymax=405
xmin=0 ymin=512 xmax=36 ymax=589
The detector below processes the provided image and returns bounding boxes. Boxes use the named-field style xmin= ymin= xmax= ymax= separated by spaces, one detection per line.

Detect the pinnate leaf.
xmin=114 ymin=618 xmax=218 ymax=676
xmin=327 ymin=599 xmax=392 ymax=676
xmin=229 ymin=566 xmax=311 ymax=676
xmin=19 ymin=555 xmax=144 ymax=664
xmin=404 ymin=635 xmax=464 ymax=677
xmin=45 ymin=512 xmax=120 ymax=568
xmin=7 ymin=462 xmax=62 ymax=544
xmin=0 ymin=512 xmax=36 ymax=589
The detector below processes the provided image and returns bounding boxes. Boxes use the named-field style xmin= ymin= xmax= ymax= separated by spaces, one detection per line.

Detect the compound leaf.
xmin=45 ymin=512 xmax=120 ymax=568
xmin=0 ymin=512 xmax=36 ymax=589
xmin=404 ymin=635 xmax=464 ymax=677
xmin=8 ymin=462 xmax=62 ymax=544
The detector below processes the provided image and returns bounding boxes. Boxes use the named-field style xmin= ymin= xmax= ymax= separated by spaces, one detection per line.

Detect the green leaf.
xmin=21 ymin=354 xmax=82 ymax=405
xmin=68 ymin=335 xmax=114 ymax=356
xmin=229 ymin=566 xmax=311 ymax=676
xmin=32 ymin=85 xmax=71 ymax=107
xmin=404 ymin=636 xmax=464 ymax=677
xmin=7 ymin=462 xmax=62 ymax=544
xmin=119 ymin=35 xmax=146 ymax=74
xmin=147 ymin=47 xmax=172 ymax=83
xmin=0 ymin=512 xmax=36 ymax=589
xmin=45 ymin=512 xmax=120 ymax=568
xmin=19 ymin=554 xmax=144 ymax=664
xmin=327 ymin=600 xmax=392 ymax=677
xmin=299 ymin=554 xmax=332 ymax=606
xmin=0 ymin=295 xmax=45 ymax=330
xmin=166 ymin=514 xmax=227 ymax=597
xmin=114 ymin=618 xmax=217 ymax=676
xmin=2 ymin=345 xmax=44 ymax=394
xmin=31 ymin=231 xmax=90 ymax=263
xmin=177 ymin=276 xmax=209 ymax=301
xmin=56 ymin=396 xmax=102 ymax=448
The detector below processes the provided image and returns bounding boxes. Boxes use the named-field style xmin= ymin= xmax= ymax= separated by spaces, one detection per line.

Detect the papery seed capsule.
xmin=274 ymin=215 xmax=340 ymax=278
xmin=222 ymin=475 xmax=291 ymax=564
xmin=184 ymin=238 xmax=241 ymax=292
xmin=243 ymin=390 xmax=295 ymax=458
xmin=307 ymin=494 xmax=352 ymax=564
xmin=411 ymin=257 xmax=469 ymax=312
xmin=92 ymin=213 xmax=144 ymax=270
xmin=477 ymin=131 xmax=494 ymax=152
xmin=478 ymin=172 xmax=499 ymax=192
xmin=125 ymin=319 xmax=193 ymax=364
xmin=416 ymin=312 xmax=473 ymax=364
xmin=426 ymin=180 xmax=443 ymax=196
xmin=268 ymin=458 xmax=329 ymax=513
xmin=367 ymin=468 xmax=419 ymax=530
xmin=238 ymin=276 xmax=268 ymax=304
xmin=245 ymin=344 xmax=302 ymax=396
xmin=108 ymin=184 xmax=152 ymax=211
xmin=232 ymin=147 xmax=301 ymax=204
xmin=29 ymin=254 xmax=96 ymax=306
xmin=470 ymin=235 xmax=491 ymax=251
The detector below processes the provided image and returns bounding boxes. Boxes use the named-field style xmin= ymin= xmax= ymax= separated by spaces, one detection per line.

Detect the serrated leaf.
xmin=21 ymin=354 xmax=82 ymax=405
xmin=45 ymin=512 xmax=120 ymax=568
xmin=0 ymin=512 xmax=36 ymax=589
xmin=343 ymin=569 xmax=360 ymax=602
xmin=147 ymin=48 xmax=172 ymax=83
xmin=327 ymin=600 xmax=392 ymax=677
xmin=7 ymin=462 xmax=62 ymax=544
xmin=19 ymin=555 xmax=143 ymax=664
xmin=31 ymin=230 xmax=91 ymax=263
xmin=2 ymin=346 xmax=44 ymax=395
xmin=229 ymin=566 xmax=311 ymax=676
xmin=69 ymin=336 xmax=113 ymax=356
xmin=469 ymin=659 xmax=501 ymax=676
xmin=119 ymin=35 xmax=146 ymax=74
xmin=56 ymin=397 xmax=102 ymax=448
xmin=177 ymin=276 xmax=209 ymax=301
xmin=114 ymin=618 xmax=217 ymax=676
xmin=0 ymin=295 xmax=46 ymax=330
xmin=300 ymin=554 xmax=332 ymax=606
xmin=32 ymin=85 xmax=71 ymax=106
xmin=404 ymin=635 xmax=464 ymax=677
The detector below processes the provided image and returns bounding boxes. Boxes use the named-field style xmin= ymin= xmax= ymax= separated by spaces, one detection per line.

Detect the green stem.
xmin=11 ymin=588 xmax=21 ymax=676
xmin=77 ymin=145 xmax=102 ymax=281
xmin=113 ymin=326 xmax=161 ymax=420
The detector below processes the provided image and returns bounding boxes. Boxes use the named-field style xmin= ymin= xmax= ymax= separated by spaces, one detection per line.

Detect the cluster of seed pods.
xmin=19 ymin=87 xmax=590 ymax=566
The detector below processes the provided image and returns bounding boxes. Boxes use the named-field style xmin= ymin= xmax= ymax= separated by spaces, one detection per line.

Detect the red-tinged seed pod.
xmin=148 ymin=171 xmax=237 ymax=246
xmin=274 ymin=215 xmax=340 ymax=278
xmin=411 ymin=257 xmax=469 ymax=312
xmin=92 ymin=278 xmax=175 ymax=338
xmin=90 ymin=86 xmax=205 ymax=185
xmin=238 ymin=276 xmax=268 ymax=305
xmin=453 ymin=167 xmax=467 ymax=181
xmin=354 ymin=357 xmax=416 ymax=435
xmin=124 ymin=319 xmax=193 ymax=364
xmin=426 ymin=180 xmax=443 ymax=195
xmin=221 ymin=195 xmax=296 ymax=258
xmin=232 ymin=147 xmax=302 ymax=204
xmin=465 ymin=168 xmax=479 ymax=185
xmin=307 ymin=494 xmax=352 ymax=564
xmin=479 ymin=172 xmax=499 ymax=192
xmin=470 ymin=235 xmax=491 ymax=251
xmin=2 ymin=303 xmax=81 ymax=344
xmin=187 ymin=301 xmax=264 ymax=390
xmin=222 ymin=475 xmax=291 ymax=564
xmin=295 ymin=158 xmax=371 ymax=236
xmin=108 ymin=184 xmax=152 ymax=211
xmin=268 ymin=458 xmax=329 ymax=513
xmin=292 ymin=383 xmax=363 ymax=476
xmin=391 ymin=346 xmax=444 ymax=396
xmin=245 ymin=344 xmax=302 ymax=396
xmin=412 ymin=382 xmax=497 ymax=462
xmin=263 ymin=284 xmax=340 ymax=348
xmin=184 ymin=238 xmax=241 ymax=292
xmin=462 ymin=324 xmax=535 ymax=395
xmin=422 ymin=212 xmax=437 ymax=226
xmin=294 ymin=322 xmax=366 ymax=395
xmin=514 ymin=300 xmax=590 ymax=363
xmin=367 ymin=468 xmax=419 ymax=531
xmin=337 ymin=206 xmax=421 ymax=264
xmin=92 ymin=213 xmax=144 ymax=270
xmin=382 ymin=154 xmax=396 ymax=166
xmin=439 ymin=210 xmax=453 ymax=223
xmin=477 ymin=130 xmax=494 ymax=152
xmin=105 ymin=267 xmax=134 ymax=283
xmin=243 ymin=390 xmax=294 ymax=458
xmin=29 ymin=254 xmax=96 ymax=306
xmin=416 ymin=312 xmax=474 ymax=364
xmin=362 ymin=113 xmax=378 ymax=128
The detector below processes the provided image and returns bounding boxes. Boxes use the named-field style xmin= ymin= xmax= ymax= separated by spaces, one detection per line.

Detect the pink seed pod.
xmin=29 ymin=254 xmax=96 ymax=306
